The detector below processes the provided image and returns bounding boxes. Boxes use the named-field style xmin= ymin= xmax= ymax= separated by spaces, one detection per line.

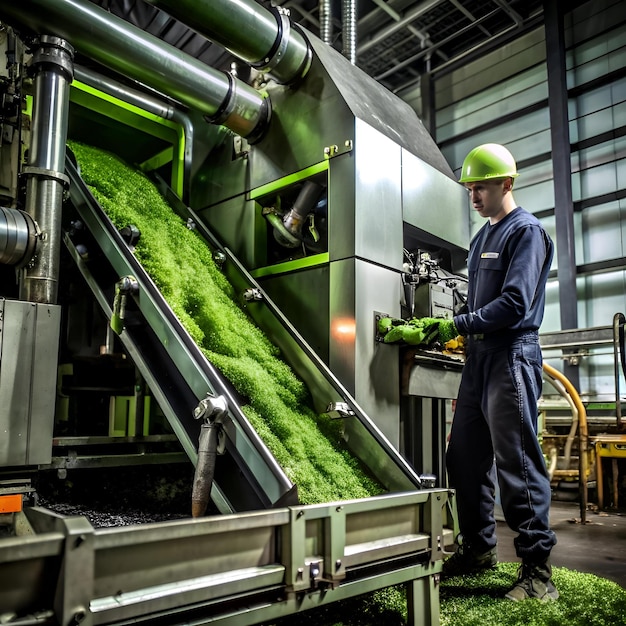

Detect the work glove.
xmin=378 ymin=316 xmax=457 ymax=346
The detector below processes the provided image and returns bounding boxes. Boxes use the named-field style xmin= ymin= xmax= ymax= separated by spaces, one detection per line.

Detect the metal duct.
xmin=320 ymin=0 xmax=333 ymax=45
xmin=342 ymin=0 xmax=357 ymax=64
xmin=0 ymin=0 xmax=270 ymax=142
xmin=143 ymin=0 xmax=312 ymax=85
xmin=20 ymin=35 xmax=74 ymax=304
xmin=0 ymin=207 xmax=38 ymax=268
xmin=74 ymin=65 xmax=195 ymax=202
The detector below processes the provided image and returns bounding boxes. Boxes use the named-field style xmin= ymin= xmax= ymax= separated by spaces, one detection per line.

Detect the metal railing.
xmin=1 ymin=490 xmax=456 ymax=625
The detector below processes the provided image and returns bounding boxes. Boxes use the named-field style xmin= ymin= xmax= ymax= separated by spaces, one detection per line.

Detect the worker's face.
xmin=464 ymin=178 xmax=512 ymax=223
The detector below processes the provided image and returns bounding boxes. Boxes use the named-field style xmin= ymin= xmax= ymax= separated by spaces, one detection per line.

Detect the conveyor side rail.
xmin=1 ymin=490 xmax=455 ymax=626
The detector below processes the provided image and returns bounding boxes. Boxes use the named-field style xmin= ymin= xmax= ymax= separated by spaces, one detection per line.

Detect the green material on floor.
xmin=440 ymin=563 xmax=626 ymax=625
xmin=266 ymin=563 xmax=626 ymax=625
xmin=68 ymin=142 xmax=383 ymax=504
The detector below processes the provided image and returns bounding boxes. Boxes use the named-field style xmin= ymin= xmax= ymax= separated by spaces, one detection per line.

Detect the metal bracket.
xmin=323 ymin=139 xmax=353 ymax=160
xmin=243 ymin=287 xmax=263 ymax=302
xmin=324 ymin=402 xmax=355 ymax=419
xmin=374 ymin=310 xmax=393 ymax=343
xmin=193 ymin=393 xmax=228 ymax=424
xmin=110 ymin=275 xmax=138 ymax=335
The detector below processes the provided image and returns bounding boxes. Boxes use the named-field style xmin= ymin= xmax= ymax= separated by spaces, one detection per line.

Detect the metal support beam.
xmin=419 ymin=59 xmax=436 ymax=138
xmin=544 ymin=0 xmax=580 ymax=389
xmin=358 ymin=0 xmax=443 ymax=55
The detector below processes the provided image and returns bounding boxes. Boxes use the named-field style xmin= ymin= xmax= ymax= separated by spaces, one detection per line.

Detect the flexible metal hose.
xmin=342 ymin=0 xmax=357 ymax=64
xmin=543 ymin=362 xmax=588 ymax=523
xmin=320 ymin=0 xmax=333 ymax=45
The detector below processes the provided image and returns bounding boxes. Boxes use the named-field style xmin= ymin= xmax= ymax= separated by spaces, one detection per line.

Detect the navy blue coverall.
xmin=448 ymin=206 xmax=557 ymax=563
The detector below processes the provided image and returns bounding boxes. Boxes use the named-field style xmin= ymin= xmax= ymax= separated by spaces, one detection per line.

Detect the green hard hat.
xmin=459 ymin=143 xmax=519 ymax=183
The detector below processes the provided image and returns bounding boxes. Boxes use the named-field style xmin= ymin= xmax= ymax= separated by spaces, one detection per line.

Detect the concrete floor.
xmin=496 ymin=501 xmax=626 ymax=589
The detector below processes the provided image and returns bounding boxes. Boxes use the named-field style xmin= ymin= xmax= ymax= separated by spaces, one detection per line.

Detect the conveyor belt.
xmin=64 ymin=156 xmax=423 ymax=514
xmin=65 ymin=157 xmax=294 ymax=513
xmin=0 ymin=167 xmax=459 ymax=622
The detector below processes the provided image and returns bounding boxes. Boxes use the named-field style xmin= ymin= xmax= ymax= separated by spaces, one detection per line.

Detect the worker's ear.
xmin=503 ymin=177 xmax=514 ymax=193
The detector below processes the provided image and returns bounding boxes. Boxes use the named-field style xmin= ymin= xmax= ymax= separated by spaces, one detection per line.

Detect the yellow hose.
xmin=542 ymin=362 xmax=588 ymax=523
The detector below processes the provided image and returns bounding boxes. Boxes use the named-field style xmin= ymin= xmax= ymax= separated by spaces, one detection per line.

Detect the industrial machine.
xmin=0 ymin=0 xmax=469 ymax=623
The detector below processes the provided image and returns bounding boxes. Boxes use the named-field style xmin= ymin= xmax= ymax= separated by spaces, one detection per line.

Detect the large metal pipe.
xmin=74 ymin=65 xmax=195 ymax=203
xmin=0 ymin=0 xmax=270 ymax=142
xmin=0 ymin=207 xmax=38 ymax=268
xmin=143 ymin=0 xmax=312 ymax=85
xmin=20 ymin=35 xmax=74 ymax=304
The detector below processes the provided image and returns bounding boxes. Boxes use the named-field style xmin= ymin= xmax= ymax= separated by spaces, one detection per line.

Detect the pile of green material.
xmin=378 ymin=315 xmax=458 ymax=346
xmin=440 ymin=564 xmax=626 ymax=626
xmin=266 ymin=564 xmax=626 ymax=625
xmin=69 ymin=141 xmax=383 ymax=505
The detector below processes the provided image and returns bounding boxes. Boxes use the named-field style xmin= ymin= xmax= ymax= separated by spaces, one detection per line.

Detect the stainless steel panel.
xmin=327 ymin=150 xmax=356 ymax=263
xmin=407 ymin=365 xmax=462 ymax=399
xmin=192 ymin=56 xmax=355 ymax=210
xmin=258 ymin=265 xmax=331 ymax=364
xmin=192 ymin=29 xmax=456 ymax=211
xmin=0 ymin=299 xmax=61 ymax=466
xmin=309 ymin=36 xmax=456 ymax=181
xmin=402 ymin=149 xmax=469 ymax=252
xmin=330 ymin=258 xmax=403 ymax=448
xmin=196 ymin=194 xmax=261 ymax=270
xmin=354 ymin=120 xmax=404 ymax=269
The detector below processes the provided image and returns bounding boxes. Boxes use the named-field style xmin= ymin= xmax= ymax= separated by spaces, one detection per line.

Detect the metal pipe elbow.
xmin=0 ymin=207 xmax=39 ymax=268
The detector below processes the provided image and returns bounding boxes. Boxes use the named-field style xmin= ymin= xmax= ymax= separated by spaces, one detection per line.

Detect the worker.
xmin=442 ymin=143 xmax=558 ymax=601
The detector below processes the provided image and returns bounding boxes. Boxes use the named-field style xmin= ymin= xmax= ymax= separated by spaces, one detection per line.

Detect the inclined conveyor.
xmin=63 ymin=155 xmax=428 ymax=513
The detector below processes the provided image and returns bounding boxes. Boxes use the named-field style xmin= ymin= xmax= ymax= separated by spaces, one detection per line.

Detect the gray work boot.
xmin=442 ymin=542 xmax=498 ymax=578
xmin=505 ymin=560 xmax=559 ymax=602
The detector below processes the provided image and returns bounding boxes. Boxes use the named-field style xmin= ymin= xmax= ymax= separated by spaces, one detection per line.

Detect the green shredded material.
xmin=68 ymin=142 xmax=383 ymax=505
xmin=440 ymin=563 xmax=626 ymax=626
xmin=379 ymin=316 xmax=458 ymax=346
xmin=264 ymin=564 xmax=626 ymax=625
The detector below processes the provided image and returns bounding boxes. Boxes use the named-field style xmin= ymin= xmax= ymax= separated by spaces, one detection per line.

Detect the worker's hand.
xmin=378 ymin=316 xmax=457 ymax=346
